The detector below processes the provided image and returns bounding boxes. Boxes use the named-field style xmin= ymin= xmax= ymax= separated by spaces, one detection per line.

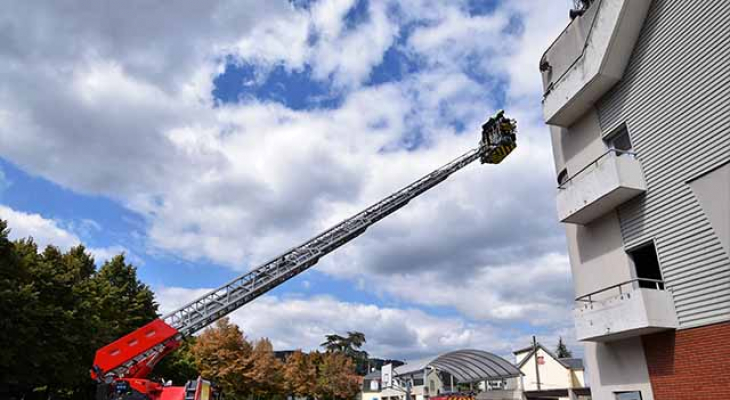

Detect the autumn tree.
xmin=247 ymin=338 xmax=284 ymax=398
xmin=316 ymin=352 xmax=361 ymax=400
xmin=283 ymin=350 xmax=317 ymax=397
xmin=192 ymin=318 xmax=254 ymax=399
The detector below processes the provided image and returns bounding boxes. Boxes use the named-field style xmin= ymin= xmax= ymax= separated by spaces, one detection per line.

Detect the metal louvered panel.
xmin=596 ymin=0 xmax=730 ymax=328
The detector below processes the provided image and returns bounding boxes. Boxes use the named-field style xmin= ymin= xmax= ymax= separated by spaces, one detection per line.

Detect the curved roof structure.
xmin=395 ymin=349 xmax=521 ymax=382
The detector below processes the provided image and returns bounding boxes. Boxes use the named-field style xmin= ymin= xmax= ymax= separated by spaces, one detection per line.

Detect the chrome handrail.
xmin=558 ymin=148 xmax=637 ymax=189
xmin=575 ymin=278 xmax=665 ymax=304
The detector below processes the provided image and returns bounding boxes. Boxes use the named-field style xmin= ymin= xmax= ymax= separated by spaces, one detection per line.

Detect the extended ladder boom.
xmin=91 ymin=111 xmax=517 ymax=383
xmin=164 ymin=147 xmax=480 ymax=336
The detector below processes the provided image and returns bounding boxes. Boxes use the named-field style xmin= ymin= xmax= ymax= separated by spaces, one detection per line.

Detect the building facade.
xmin=513 ymin=343 xmax=586 ymax=396
xmin=539 ymin=0 xmax=730 ymax=399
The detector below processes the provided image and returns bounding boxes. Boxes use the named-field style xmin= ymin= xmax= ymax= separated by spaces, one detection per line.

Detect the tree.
xmin=92 ymin=254 xmax=158 ymax=345
xmin=0 ymin=220 xmax=159 ymax=400
xmin=0 ymin=223 xmax=40 ymax=397
xmin=321 ymin=331 xmax=369 ymax=375
xmin=247 ymin=338 xmax=284 ymax=398
xmin=321 ymin=334 xmax=348 ymax=353
xmin=192 ymin=318 xmax=253 ymax=399
xmin=316 ymin=352 xmax=360 ymax=400
xmin=555 ymin=337 xmax=573 ymax=358
xmin=283 ymin=350 xmax=317 ymax=397
xmin=152 ymin=337 xmax=199 ymax=385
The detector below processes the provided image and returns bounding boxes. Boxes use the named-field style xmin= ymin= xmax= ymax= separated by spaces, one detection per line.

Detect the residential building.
xmin=509 ymin=343 xmax=588 ymax=400
xmin=539 ymin=0 xmax=730 ymax=399
xmin=365 ymin=350 xmax=521 ymax=400
xmin=362 ymin=370 xmax=384 ymax=400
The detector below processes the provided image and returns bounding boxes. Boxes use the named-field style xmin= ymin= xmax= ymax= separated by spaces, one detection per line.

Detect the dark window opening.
xmin=628 ymin=242 xmax=664 ymax=289
xmin=604 ymin=125 xmax=633 ymax=153
xmin=615 ymin=391 xmax=643 ymax=400
xmin=557 ymin=168 xmax=569 ymax=186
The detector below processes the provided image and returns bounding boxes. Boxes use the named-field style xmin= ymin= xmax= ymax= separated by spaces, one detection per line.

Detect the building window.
xmin=615 ymin=391 xmax=642 ymax=400
xmin=557 ymin=167 xmax=569 ymax=186
xmin=604 ymin=124 xmax=633 ymax=153
xmin=628 ymin=242 xmax=664 ymax=289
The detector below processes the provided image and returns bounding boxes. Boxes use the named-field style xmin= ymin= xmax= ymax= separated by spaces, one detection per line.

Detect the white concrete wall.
xmin=566 ymin=211 xmax=634 ymax=299
xmin=519 ymin=348 xmax=574 ymax=391
xmin=362 ymin=393 xmax=382 ymax=400
xmin=541 ymin=0 xmax=652 ymax=126
xmin=513 ymin=350 xmax=529 ymax=366
xmin=571 ymin=369 xmax=585 ymax=388
xmin=583 ymin=337 xmax=654 ymax=400
xmin=559 ymin=110 xmax=606 ymax=179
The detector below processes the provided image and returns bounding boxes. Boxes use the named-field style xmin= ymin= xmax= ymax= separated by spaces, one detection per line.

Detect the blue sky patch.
xmin=213 ymin=62 xmax=343 ymax=110
xmin=367 ymin=44 xmax=423 ymax=87
xmin=467 ymin=0 xmax=501 ymax=16
xmin=343 ymin=0 xmax=370 ymax=31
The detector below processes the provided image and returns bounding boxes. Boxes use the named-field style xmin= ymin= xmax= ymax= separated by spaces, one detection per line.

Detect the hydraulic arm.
xmin=91 ymin=111 xmax=517 ymax=388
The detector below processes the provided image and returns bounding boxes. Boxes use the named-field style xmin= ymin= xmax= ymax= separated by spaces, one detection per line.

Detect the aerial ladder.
xmin=91 ymin=111 xmax=517 ymax=400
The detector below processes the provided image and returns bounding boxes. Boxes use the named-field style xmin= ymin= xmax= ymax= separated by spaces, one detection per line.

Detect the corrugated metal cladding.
xmin=596 ymin=0 xmax=730 ymax=328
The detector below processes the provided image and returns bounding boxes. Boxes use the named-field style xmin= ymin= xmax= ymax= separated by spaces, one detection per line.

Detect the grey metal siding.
xmin=596 ymin=0 xmax=730 ymax=328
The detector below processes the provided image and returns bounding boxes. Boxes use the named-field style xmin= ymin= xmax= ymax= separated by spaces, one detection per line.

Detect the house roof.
xmin=515 ymin=343 xmax=584 ymax=371
xmin=559 ymin=358 xmax=584 ymax=370
xmin=512 ymin=345 xmax=535 ymax=355
xmin=364 ymin=370 xmax=381 ymax=380
xmin=394 ymin=349 xmax=521 ymax=382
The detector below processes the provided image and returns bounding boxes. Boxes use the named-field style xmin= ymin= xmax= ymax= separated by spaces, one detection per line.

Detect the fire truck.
xmin=91 ymin=112 xmax=517 ymax=400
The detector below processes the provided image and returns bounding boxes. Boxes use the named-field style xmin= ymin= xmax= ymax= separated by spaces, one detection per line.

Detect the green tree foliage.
xmin=555 ymin=337 xmax=573 ymax=358
xmin=93 ymin=255 xmax=158 ymax=344
xmin=321 ymin=331 xmax=369 ymax=375
xmin=0 ymin=219 xmax=369 ymax=400
xmin=0 ymin=220 xmax=158 ymax=400
xmin=152 ymin=337 xmax=199 ymax=385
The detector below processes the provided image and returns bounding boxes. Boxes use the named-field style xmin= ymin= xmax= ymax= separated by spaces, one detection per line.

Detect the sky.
xmin=0 ymin=0 xmax=576 ymax=362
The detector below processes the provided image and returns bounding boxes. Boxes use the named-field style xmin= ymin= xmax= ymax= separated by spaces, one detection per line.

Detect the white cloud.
xmin=0 ymin=204 xmax=138 ymax=265
xmin=156 ymin=287 xmax=577 ymax=360
xmin=0 ymin=0 xmax=576 ymax=341
xmin=0 ymin=205 xmax=81 ymax=250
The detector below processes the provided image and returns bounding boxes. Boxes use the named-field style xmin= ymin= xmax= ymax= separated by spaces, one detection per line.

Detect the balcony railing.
xmin=575 ymin=278 xmax=665 ymax=304
xmin=557 ymin=148 xmax=646 ymax=225
xmin=558 ymin=148 xmax=635 ymax=189
xmin=540 ymin=0 xmax=652 ymax=127
xmin=574 ymin=278 xmax=678 ymax=342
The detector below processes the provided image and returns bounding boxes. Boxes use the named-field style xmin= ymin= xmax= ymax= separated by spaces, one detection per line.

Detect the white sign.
xmin=381 ymin=363 xmax=393 ymax=389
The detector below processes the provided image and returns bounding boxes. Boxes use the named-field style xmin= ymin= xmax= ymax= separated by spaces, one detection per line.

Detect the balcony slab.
xmin=557 ymin=151 xmax=646 ymax=225
xmin=575 ymin=287 xmax=678 ymax=342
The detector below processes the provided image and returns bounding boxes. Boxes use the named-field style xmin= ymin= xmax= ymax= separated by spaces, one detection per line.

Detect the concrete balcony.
xmin=540 ymin=0 xmax=652 ymax=127
xmin=557 ymin=149 xmax=646 ymax=225
xmin=574 ymin=278 xmax=678 ymax=342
